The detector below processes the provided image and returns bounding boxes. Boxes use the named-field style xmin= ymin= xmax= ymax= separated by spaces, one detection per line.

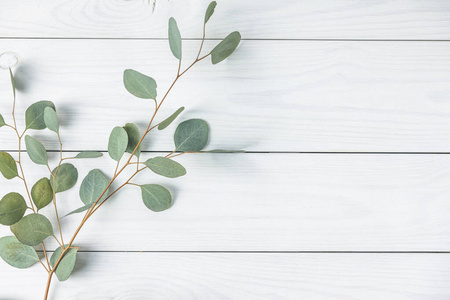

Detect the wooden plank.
xmin=1 ymin=0 xmax=450 ymax=39
xmin=0 ymin=153 xmax=449 ymax=251
xmin=2 ymin=40 xmax=450 ymax=152
xmin=1 ymin=252 xmax=450 ymax=299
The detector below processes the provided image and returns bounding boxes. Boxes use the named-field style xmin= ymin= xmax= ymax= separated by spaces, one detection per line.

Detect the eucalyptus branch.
xmin=0 ymin=2 xmax=242 ymax=299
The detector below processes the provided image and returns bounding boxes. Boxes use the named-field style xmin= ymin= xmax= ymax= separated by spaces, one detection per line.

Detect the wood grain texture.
xmin=0 ymin=153 xmax=449 ymax=251
xmin=2 ymin=40 xmax=450 ymax=151
xmin=1 ymin=0 xmax=450 ymax=40
xmin=1 ymin=252 xmax=450 ymax=300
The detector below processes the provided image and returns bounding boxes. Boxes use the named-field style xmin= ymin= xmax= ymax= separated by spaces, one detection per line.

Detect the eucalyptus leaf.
xmin=25 ymin=135 xmax=48 ymax=165
xmin=204 ymin=1 xmax=217 ymax=24
xmin=174 ymin=119 xmax=209 ymax=151
xmin=63 ymin=203 xmax=93 ymax=218
xmin=75 ymin=152 xmax=103 ymax=159
xmin=50 ymin=246 xmax=78 ymax=282
xmin=43 ymin=107 xmax=59 ymax=133
xmin=51 ymin=164 xmax=78 ymax=193
xmin=10 ymin=214 xmax=54 ymax=246
xmin=0 ymin=114 xmax=5 ymax=127
xmin=25 ymin=101 xmax=56 ymax=130
xmin=210 ymin=31 xmax=241 ymax=64
xmin=123 ymin=69 xmax=157 ymax=100
xmin=31 ymin=178 xmax=53 ymax=210
xmin=144 ymin=157 xmax=186 ymax=178
xmin=168 ymin=17 xmax=182 ymax=60
xmin=123 ymin=123 xmax=141 ymax=157
xmin=158 ymin=107 xmax=184 ymax=130
xmin=108 ymin=127 xmax=128 ymax=161
xmin=0 ymin=152 xmax=18 ymax=180
xmin=0 ymin=236 xmax=39 ymax=269
xmin=9 ymin=68 xmax=16 ymax=100
xmin=140 ymin=184 xmax=172 ymax=212
xmin=0 ymin=192 xmax=27 ymax=226
xmin=79 ymin=169 xmax=109 ymax=205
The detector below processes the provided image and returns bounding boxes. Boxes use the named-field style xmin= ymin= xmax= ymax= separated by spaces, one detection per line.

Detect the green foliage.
xmin=50 ymin=246 xmax=78 ymax=281
xmin=63 ymin=203 xmax=93 ymax=218
xmin=108 ymin=126 xmax=128 ymax=161
xmin=0 ymin=192 xmax=27 ymax=226
xmin=0 ymin=152 xmax=18 ymax=179
xmin=25 ymin=135 xmax=48 ymax=165
xmin=211 ymin=31 xmax=241 ymax=64
xmin=25 ymin=101 xmax=56 ymax=130
xmin=123 ymin=69 xmax=157 ymax=100
xmin=9 ymin=68 xmax=16 ymax=100
xmin=174 ymin=119 xmax=209 ymax=151
xmin=145 ymin=157 xmax=186 ymax=178
xmin=44 ymin=107 xmax=59 ymax=133
xmin=51 ymin=164 xmax=78 ymax=193
xmin=0 ymin=236 xmax=39 ymax=269
xmin=75 ymin=152 xmax=103 ymax=159
xmin=168 ymin=17 xmax=182 ymax=60
xmin=158 ymin=107 xmax=185 ymax=130
xmin=31 ymin=178 xmax=53 ymax=210
xmin=0 ymin=2 xmax=242 ymax=295
xmin=204 ymin=1 xmax=217 ymax=23
xmin=79 ymin=169 xmax=109 ymax=205
xmin=10 ymin=214 xmax=54 ymax=246
xmin=123 ymin=123 xmax=141 ymax=157
xmin=140 ymin=184 xmax=172 ymax=212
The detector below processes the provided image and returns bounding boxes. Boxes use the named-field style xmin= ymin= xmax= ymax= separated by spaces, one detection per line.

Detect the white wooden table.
xmin=1 ymin=0 xmax=450 ymax=299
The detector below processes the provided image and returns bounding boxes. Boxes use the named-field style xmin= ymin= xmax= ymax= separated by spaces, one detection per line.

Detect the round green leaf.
xmin=141 ymin=184 xmax=172 ymax=212
xmin=0 ymin=114 xmax=5 ymax=127
xmin=75 ymin=152 xmax=103 ymax=159
xmin=0 ymin=236 xmax=39 ymax=269
xmin=123 ymin=123 xmax=141 ymax=157
xmin=204 ymin=1 xmax=217 ymax=24
xmin=144 ymin=157 xmax=186 ymax=178
xmin=108 ymin=127 xmax=128 ymax=161
xmin=174 ymin=119 xmax=209 ymax=151
xmin=51 ymin=163 xmax=78 ymax=193
xmin=79 ymin=169 xmax=109 ymax=205
xmin=0 ymin=152 xmax=18 ymax=180
xmin=123 ymin=69 xmax=157 ymax=100
xmin=158 ymin=107 xmax=185 ymax=130
xmin=43 ymin=107 xmax=59 ymax=133
xmin=50 ymin=246 xmax=78 ymax=282
xmin=31 ymin=178 xmax=53 ymax=210
xmin=25 ymin=135 xmax=48 ymax=165
xmin=25 ymin=101 xmax=56 ymax=130
xmin=210 ymin=31 xmax=241 ymax=64
xmin=10 ymin=214 xmax=54 ymax=246
xmin=0 ymin=192 xmax=27 ymax=226
xmin=168 ymin=17 xmax=182 ymax=60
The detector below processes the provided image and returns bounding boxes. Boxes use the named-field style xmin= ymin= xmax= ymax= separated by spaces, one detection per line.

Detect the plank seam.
xmin=4 ymin=150 xmax=450 ymax=155
xmin=2 ymin=37 xmax=450 ymax=42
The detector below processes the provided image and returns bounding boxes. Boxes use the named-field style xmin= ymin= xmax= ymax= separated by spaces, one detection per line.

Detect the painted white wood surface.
xmin=1 ymin=0 xmax=450 ymax=40
xmin=0 ymin=153 xmax=449 ymax=251
xmin=1 ymin=1 xmax=450 ymax=299
xmin=2 ymin=253 xmax=450 ymax=300
xmin=2 ymin=40 xmax=450 ymax=151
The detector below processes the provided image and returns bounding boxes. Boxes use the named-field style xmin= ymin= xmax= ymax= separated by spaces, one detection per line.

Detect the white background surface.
xmin=1 ymin=0 xmax=450 ymax=299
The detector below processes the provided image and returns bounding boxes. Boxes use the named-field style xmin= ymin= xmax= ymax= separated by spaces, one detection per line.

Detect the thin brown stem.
xmin=43 ymin=272 xmax=53 ymax=300
xmin=196 ymin=23 xmax=206 ymax=60
xmin=41 ymin=243 xmax=51 ymax=269
xmin=44 ymin=34 xmax=210 ymax=299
